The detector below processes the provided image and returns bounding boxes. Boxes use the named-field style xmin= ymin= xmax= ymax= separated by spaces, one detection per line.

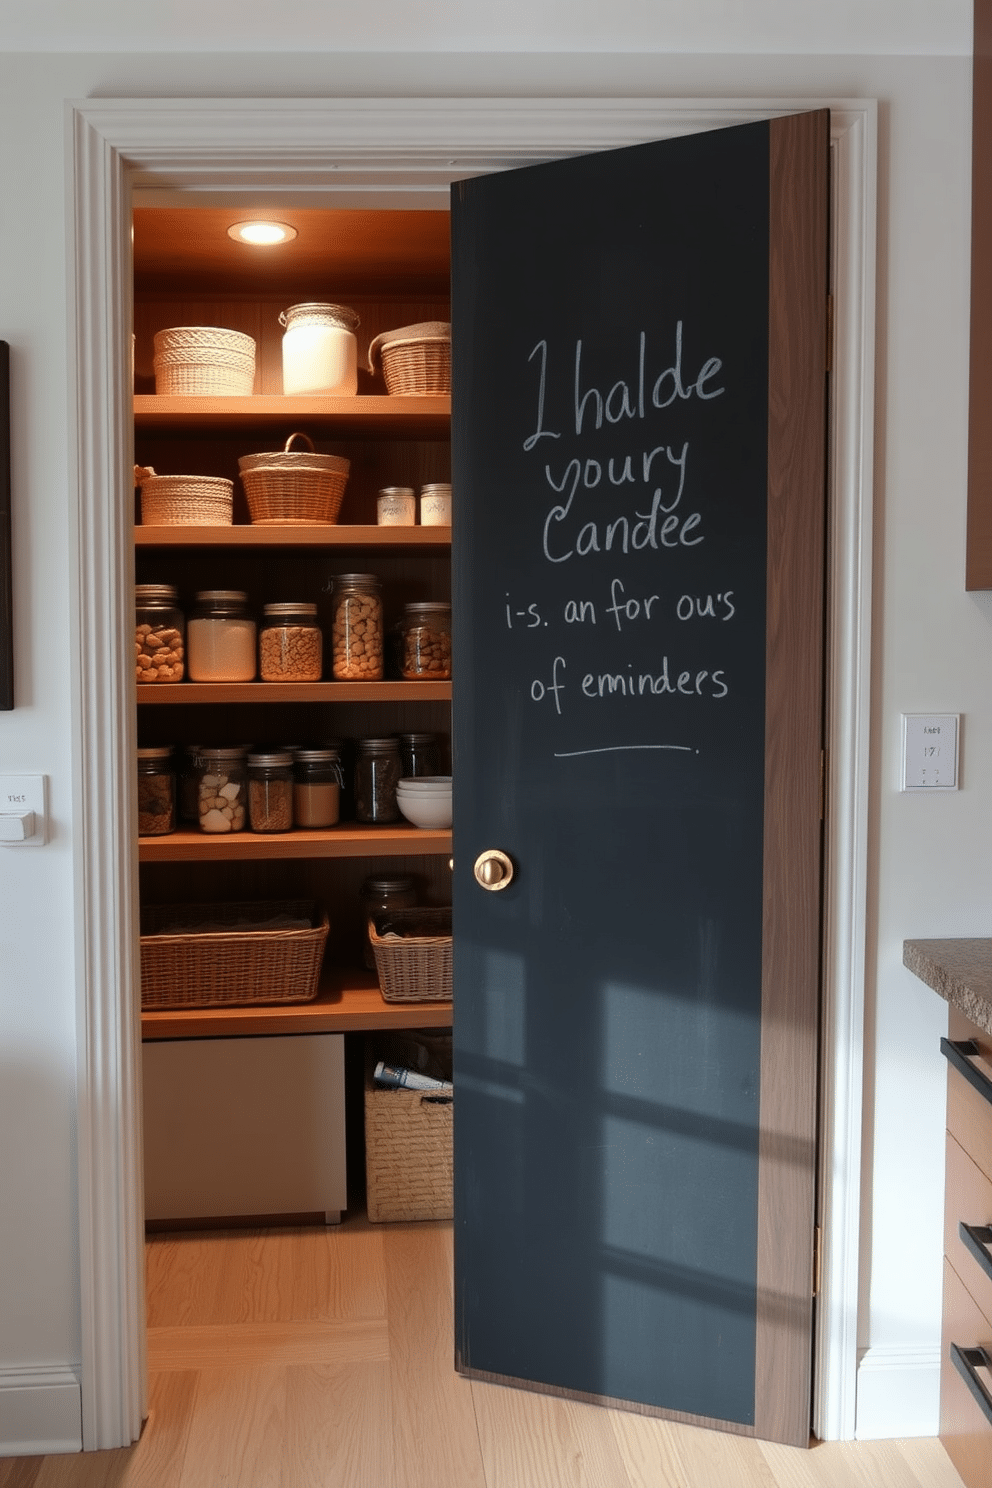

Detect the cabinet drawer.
xmin=941 ymin=1258 xmax=992 ymax=1488
xmin=947 ymin=1008 xmax=992 ymax=1184
xmin=946 ymin=1133 xmax=992 ymax=1322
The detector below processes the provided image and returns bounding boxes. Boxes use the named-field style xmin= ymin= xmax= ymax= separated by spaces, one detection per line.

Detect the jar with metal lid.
xmin=399 ymin=732 xmax=441 ymax=778
xmin=354 ymin=736 xmax=402 ymax=823
xmin=359 ymin=874 xmax=417 ymax=968
xmin=377 ymin=485 xmax=415 ymax=526
xmin=135 ymin=583 xmax=185 ymax=684
xmin=331 ymin=573 xmax=383 ymax=681
xmin=187 ymin=590 xmax=256 ymax=683
xmin=259 ymin=602 xmax=322 ymax=681
xmin=195 ymin=746 xmax=248 ymax=833
xmin=396 ymin=601 xmax=452 ymax=680
xmin=420 ymin=482 xmax=452 ymax=526
xmin=279 ymin=302 xmax=360 ymax=396
xmin=136 ymin=746 xmax=176 ymax=836
xmin=247 ymin=750 xmax=294 ymax=833
xmin=293 ymin=748 xmax=342 ymax=829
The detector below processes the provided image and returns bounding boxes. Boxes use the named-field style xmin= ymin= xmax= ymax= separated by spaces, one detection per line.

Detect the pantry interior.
xmin=132 ymin=202 xmax=455 ymax=1229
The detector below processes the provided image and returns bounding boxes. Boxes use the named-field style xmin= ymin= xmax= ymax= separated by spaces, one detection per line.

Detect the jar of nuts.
xmin=354 ymin=736 xmax=402 ymax=823
xmin=136 ymin=746 xmax=176 ymax=836
xmin=135 ymin=584 xmax=185 ymax=684
xmin=331 ymin=574 xmax=383 ymax=681
xmin=396 ymin=601 xmax=452 ymax=680
xmin=259 ymin=602 xmax=323 ymax=682
xmin=247 ymin=751 xmax=295 ymax=833
xmin=194 ymin=747 xmax=248 ymax=834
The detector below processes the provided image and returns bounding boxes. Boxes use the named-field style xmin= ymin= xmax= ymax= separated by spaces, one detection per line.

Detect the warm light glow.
xmin=227 ymin=221 xmax=297 ymax=246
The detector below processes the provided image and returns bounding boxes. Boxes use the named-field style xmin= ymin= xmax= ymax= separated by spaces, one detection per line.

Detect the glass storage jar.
xmin=399 ymin=731 xmax=440 ymax=778
xmin=293 ymin=748 xmax=342 ymax=828
xmin=377 ymin=485 xmax=415 ymax=526
xmin=279 ymin=302 xmax=360 ymax=396
xmin=194 ymin=746 xmax=248 ymax=833
xmin=419 ymin=482 xmax=451 ymax=526
xmin=359 ymin=874 xmax=417 ymax=969
xmin=135 ymin=583 xmax=185 ymax=684
xmin=331 ymin=573 xmax=383 ymax=681
xmin=187 ymin=590 xmax=256 ymax=682
xmin=396 ymin=601 xmax=452 ymax=680
xmin=259 ymin=602 xmax=322 ymax=681
xmin=354 ymin=736 xmax=402 ymax=823
xmin=136 ymin=746 xmax=176 ymax=836
xmin=247 ymin=750 xmax=295 ymax=832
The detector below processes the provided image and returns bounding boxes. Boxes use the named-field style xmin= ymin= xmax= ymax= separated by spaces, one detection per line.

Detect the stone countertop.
xmin=903 ymin=938 xmax=992 ymax=1036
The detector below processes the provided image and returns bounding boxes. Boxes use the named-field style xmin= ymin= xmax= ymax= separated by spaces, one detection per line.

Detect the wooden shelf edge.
xmin=135 ymin=524 xmax=450 ymax=548
xmin=136 ymin=680 xmax=452 ymax=704
xmin=134 ymin=393 xmax=450 ymax=433
xmin=138 ymin=826 xmax=452 ymax=861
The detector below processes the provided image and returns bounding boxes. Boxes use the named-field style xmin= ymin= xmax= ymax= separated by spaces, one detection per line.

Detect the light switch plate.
xmin=0 ymin=775 xmax=48 ymax=845
xmin=901 ymin=714 xmax=959 ymax=791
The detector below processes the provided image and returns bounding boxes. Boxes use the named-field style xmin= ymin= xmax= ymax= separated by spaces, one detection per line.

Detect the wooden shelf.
xmin=137 ymin=679 xmax=451 ymax=704
xmin=135 ymin=524 xmax=450 ymax=549
xmin=134 ymin=394 xmax=449 ymax=437
xmin=138 ymin=825 xmax=452 ymax=862
xmin=140 ymin=966 xmax=452 ymax=1040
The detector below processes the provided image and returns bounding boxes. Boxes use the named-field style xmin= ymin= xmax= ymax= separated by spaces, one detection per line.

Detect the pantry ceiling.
xmin=132 ymin=208 xmax=451 ymax=295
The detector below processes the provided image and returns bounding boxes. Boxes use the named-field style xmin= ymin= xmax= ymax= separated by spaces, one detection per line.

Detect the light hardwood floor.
xmin=1 ymin=1217 xmax=964 ymax=1488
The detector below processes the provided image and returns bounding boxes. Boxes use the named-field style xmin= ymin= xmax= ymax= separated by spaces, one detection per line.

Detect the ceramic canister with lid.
xmin=279 ymin=302 xmax=360 ymax=396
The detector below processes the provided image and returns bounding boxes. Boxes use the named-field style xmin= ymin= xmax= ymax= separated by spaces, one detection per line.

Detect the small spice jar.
xmin=135 ymin=584 xmax=185 ymax=684
xmin=259 ymin=602 xmax=322 ymax=681
xmin=420 ymin=482 xmax=451 ymax=526
xmin=279 ymin=302 xmax=360 ymax=396
xmin=195 ymin=747 xmax=248 ymax=833
xmin=247 ymin=750 xmax=295 ymax=833
xmin=187 ymin=590 xmax=257 ymax=683
xmin=136 ymin=746 xmax=176 ymax=836
xmin=331 ymin=573 xmax=383 ymax=680
xmin=359 ymin=874 xmax=417 ymax=968
xmin=377 ymin=485 xmax=416 ymax=526
xmin=399 ymin=732 xmax=441 ymax=778
xmin=293 ymin=748 xmax=342 ymax=829
xmin=397 ymin=601 xmax=452 ymax=680
xmin=354 ymin=736 xmax=402 ymax=823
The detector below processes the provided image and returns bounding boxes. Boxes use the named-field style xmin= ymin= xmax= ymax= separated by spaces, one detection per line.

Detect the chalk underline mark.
xmin=553 ymin=744 xmax=695 ymax=758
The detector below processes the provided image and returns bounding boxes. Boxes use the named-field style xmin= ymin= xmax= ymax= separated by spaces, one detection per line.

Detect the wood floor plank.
xmin=281 ymin=1361 xmax=395 ymax=1488
xmin=0 ymin=1460 xmax=45 ymax=1488
xmin=759 ymin=1437 xmax=946 ymax=1488
xmin=889 ymin=1436 xmax=969 ymax=1488
xmin=472 ymin=1380 xmax=633 ymax=1488
xmin=147 ymin=1318 xmax=389 ymax=1371
xmin=611 ymin=1409 xmax=780 ymax=1488
xmin=173 ymin=1366 xmax=285 ymax=1488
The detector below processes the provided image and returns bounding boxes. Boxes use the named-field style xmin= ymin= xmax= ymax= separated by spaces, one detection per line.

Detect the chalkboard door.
xmin=450 ymin=111 xmax=828 ymax=1447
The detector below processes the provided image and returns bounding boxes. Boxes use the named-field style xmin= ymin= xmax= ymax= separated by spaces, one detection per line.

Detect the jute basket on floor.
xmin=238 ymin=432 xmax=350 ymax=525
xmin=153 ymin=326 xmax=256 ymax=396
xmin=367 ymin=321 xmax=451 ymax=396
xmin=134 ymin=466 xmax=234 ymax=526
xmin=364 ymin=1055 xmax=453 ymax=1223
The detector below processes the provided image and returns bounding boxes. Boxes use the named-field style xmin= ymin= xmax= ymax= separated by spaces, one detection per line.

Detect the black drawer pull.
xmin=941 ymin=1038 xmax=992 ymax=1108
xmin=960 ymin=1223 xmax=992 ymax=1286
xmin=950 ymin=1343 xmax=992 ymax=1426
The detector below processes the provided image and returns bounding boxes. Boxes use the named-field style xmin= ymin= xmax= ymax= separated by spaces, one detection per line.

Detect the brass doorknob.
xmin=473 ymin=849 xmax=514 ymax=891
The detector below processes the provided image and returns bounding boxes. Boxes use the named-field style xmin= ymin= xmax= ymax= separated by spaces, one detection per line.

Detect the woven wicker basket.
xmin=368 ymin=906 xmax=452 ymax=1002
xmin=153 ymin=326 xmax=256 ymax=396
xmin=140 ymin=899 xmax=329 ymax=1011
xmin=364 ymin=1053 xmax=453 ymax=1222
xmin=367 ymin=321 xmax=451 ymax=396
xmin=238 ymin=432 xmax=350 ymax=525
xmin=134 ymin=466 xmax=234 ymax=526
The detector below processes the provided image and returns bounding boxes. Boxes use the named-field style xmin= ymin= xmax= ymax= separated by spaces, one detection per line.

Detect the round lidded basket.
xmin=238 ymin=432 xmax=351 ymax=525
xmin=152 ymin=326 xmax=256 ymax=396
xmin=367 ymin=321 xmax=451 ymax=396
xmin=134 ymin=465 xmax=234 ymax=526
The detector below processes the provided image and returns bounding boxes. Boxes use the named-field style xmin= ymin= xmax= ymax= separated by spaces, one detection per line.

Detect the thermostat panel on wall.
xmin=901 ymin=713 xmax=960 ymax=791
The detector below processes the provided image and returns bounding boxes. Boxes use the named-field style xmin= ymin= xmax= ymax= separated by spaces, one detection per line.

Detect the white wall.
xmin=0 ymin=13 xmax=978 ymax=1450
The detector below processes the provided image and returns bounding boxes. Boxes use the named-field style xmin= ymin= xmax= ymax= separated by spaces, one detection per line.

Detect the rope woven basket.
xmin=238 ymin=432 xmax=350 ymax=525
xmin=134 ymin=466 xmax=234 ymax=526
xmin=367 ymin=321 xmax=451 ymax=396
xmin=364 ymin=1053 xmax=453 ymax=1222
xmin=368 ymin=906 xmax=452 ymax=1002
xmin=140 ymin=899 xmax=329 ymax=1010
xmin=153 ymin=326 xmax=256 ymax=396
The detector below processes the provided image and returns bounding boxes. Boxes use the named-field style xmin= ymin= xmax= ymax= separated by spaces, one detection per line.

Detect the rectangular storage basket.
xmin=364 ymin=1054 xmax=452 ymax=1223
xmin=368 ymin=906 xmax=452 ymax=1003
xmin=140 ymin=899 xmax=329 ymax=1011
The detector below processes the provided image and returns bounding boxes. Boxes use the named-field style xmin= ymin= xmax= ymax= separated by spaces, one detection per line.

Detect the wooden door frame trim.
xmin=66 ymin=94 xmax=875 ymax=1448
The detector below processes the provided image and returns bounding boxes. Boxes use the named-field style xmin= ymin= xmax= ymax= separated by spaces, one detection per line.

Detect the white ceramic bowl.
xmin=397 ymin=775 xmax=451 ymax=792
xmin=396 ymin=792 xmax=453 ymax=829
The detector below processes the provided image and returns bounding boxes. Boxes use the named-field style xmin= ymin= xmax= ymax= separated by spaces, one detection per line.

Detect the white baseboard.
xmin=0 ymin=1366 xmax=82 ymax=1456
xmin=854 ymin=1345 xmax=941 ymax=1439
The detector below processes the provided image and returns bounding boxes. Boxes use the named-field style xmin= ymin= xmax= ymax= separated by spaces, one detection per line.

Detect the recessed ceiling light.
xmin=227 ymin=221 xmax=298 ymax=247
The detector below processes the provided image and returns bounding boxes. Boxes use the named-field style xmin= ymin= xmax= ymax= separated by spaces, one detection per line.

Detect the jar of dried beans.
xmin=396 ymin=601 xmax=452 ymax=680
xmin=247 ymin=751 xmax=294 ymax=833
xmin=136 ymin=746 xmax=176 ymax=836
xmin=194 ymin=747 xmax=248 ymax=833
xmin=259 ymin=602 xmax=322 ymax=681
xmin=331 ymin=573 xmax=383 ymax=681
xmin=135 ymin=584 xmax=185 ymax=684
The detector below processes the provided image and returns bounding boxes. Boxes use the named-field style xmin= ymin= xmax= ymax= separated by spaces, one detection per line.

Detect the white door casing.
xmin=66 ymin=95 xmax=875 ymax=1448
